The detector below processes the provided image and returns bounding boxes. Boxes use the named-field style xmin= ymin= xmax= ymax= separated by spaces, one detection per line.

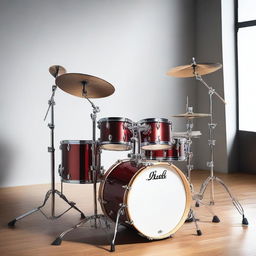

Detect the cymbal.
xmin=172 ymin=112 xmax=211 ymax=119
xmin=49 ymin=65 xmax=67 ymax=78
xmin=55 ymin=73 xmax=115 ymax=98
xmin=167 ymin=63 xmax=222 ymax=78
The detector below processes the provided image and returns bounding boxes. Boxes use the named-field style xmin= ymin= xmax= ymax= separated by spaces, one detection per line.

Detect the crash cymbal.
xmin=49 ymin=65 xmax=67 ymax=78
xmin=172 ymin=112 xmax=211 ymax=119
xmin=167 ymin=63 xmax=222 ymax=78
xmin=55 ymin=73 xmax=115 ymax=98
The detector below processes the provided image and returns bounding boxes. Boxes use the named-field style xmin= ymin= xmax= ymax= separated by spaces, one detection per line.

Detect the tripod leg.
xmin=8 ymin=190 xmax=52 ymax=227
xmin=215 ymin=177 xmax=248 ymax=225
xmin=196 ymin=199 xmax=220 ymax=223
xmin=55 ymin=190 xmax=86 ymax=219
xmin=110 ymin=206 xmax=125 ymax=252
xmin=190 ymin=209 xmax=202 ymax=236
xmin=52 ymin=217 xmax=89 ymax=245
xmin=195 ymin=176 xmax=212 ymax=207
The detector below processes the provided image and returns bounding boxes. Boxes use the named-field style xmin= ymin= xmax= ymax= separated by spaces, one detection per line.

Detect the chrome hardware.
xmin=158 ymin=230 xmax=163 ymax=234
xmin=118 ymin=203 xmax=127 ymax=208
xmin=143 ymin=161 xmax=153 ymax=166
xmin=66 ymin=173 xmax=71 ymax=179
xmin=67 ymin=144 xmax=70 ymax=151
xmin=122 ymin=185 xmax=131 ymax=190
xmin=58 ymin=164 xmax=64 ymax=176
xmin=106 ymin=121 xmax=110 ymax=129
xmin=208 ymin=123 xmax=217 ymax=129
xmin=156 ymin=122 xmax=160 ymax=129
xmin=108 ymin=134 xmax=112 ymax=141
xmin=208 ymin=139 xmax=216 ymax=146
xmin=125 ymin=220 xmax=134 ymax=225
xmin=207 ymin=161 xmax=214 ymax=168
xmin=123 ymin=134 xmax=126 ymax=141
xmin=48 ymin=147 xmax=54 ymax=152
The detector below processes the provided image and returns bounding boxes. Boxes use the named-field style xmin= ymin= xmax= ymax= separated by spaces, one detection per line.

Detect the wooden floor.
xmin=0 ymin=170 xmax=256 ymax=256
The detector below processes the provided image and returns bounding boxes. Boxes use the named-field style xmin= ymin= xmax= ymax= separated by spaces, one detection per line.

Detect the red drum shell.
xmin=99 ymin=159 xmax=191 ymax=240
xmin=98 ymin=117 xmax=133 ymax=151
xmin=139 ymin=118 xmax=172 ymax=150
xmin=144 ymin=138 xmax=187 ymax=161
xmin=59 ymin=140 xmax=100 ymax=184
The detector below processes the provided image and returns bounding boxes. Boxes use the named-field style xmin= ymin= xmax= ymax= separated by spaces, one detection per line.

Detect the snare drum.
xmin=98 ymin=117 xmax=133 ymax=151
xmin=99 ymin=159 xmax=191 ymax=240
xmin=59 ymin=140 xmax=100 ymax=184
xmin=138 ymin=118 xmax=172 ymax=150
xmin=144 ymin=138 xmax=187 ymax=161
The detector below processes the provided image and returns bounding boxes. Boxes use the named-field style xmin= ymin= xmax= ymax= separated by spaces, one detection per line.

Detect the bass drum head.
xmin=125 ymin=163 xmax=191 ymax=239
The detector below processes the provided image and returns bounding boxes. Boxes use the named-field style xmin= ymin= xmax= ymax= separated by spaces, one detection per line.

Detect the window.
xmin=236 ymin=0 xmax=256 ymax=131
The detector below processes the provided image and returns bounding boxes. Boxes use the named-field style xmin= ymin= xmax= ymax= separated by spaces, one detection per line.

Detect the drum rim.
xmin=124 ymin=162 xmax=192 ymax=240
xmin=60 ymin=140 xmax=95 ymax=144
xmin=100 ymin=142 xmax=132 ymax=151
xmin=61 ymin=179 xmax=101 ymax=184
xmin=138 ymin=118 xmax=171 ymax=124
xmin=98 ymin=117 xmax=133 ymax=123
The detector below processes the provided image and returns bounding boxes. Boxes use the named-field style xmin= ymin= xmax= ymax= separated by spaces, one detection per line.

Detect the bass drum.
xmin=99 ymin=160 xmax=191 ymax=240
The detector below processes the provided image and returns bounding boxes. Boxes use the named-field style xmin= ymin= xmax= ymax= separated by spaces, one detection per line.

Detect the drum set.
xmin=8 ymin=59 xmax=248 ymax=252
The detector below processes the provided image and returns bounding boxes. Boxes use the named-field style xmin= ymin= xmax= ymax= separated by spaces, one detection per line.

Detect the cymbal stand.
xmin=52 ymin=88 xmax=110 ymax=246
xmin=192 ymin=59 xmax=248 ymax=224
xmin=185 ymin=106 xmax=194 ymax=184
xmin=8 ymin=85 xmax=85 ymax=227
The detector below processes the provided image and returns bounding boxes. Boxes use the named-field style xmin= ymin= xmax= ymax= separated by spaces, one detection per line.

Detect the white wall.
xmin=0 ymin=0 xmax=197 ymax=187
xmin=221 ymin=0 xmax=239 ymax=173
xmin=194 ymin=0 xmax=228 ymax=173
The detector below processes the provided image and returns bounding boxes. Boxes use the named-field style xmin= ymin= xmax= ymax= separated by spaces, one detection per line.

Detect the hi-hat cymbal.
xmin=172 ymin=112 xmax=211 ymax=119
xmin=167 ymin=63 xmax=222 ymax=78
xmin=49 ymin=65 xmax=67 ymax=78
xmin=55 ymin=73 xmax=115 ymax=98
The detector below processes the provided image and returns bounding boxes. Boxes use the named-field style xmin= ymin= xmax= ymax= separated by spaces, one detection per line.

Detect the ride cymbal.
xmin=172 ymin=112 xmax=211 ymax=119
xmin=167 ymin=63 xmax=222 ymax=78
xmin=55 ymin=73 xmax=115 ymax=98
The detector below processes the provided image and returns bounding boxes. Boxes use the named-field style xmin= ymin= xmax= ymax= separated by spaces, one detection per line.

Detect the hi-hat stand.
xmin=8 ymin=84 xmax=85 ymax=227
xmin=191 ymin=58 xmax=248 ymax=225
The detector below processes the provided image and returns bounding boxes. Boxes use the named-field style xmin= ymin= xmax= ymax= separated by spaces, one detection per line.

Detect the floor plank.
xmin=0 ymin=170 xmax=256 ymax=256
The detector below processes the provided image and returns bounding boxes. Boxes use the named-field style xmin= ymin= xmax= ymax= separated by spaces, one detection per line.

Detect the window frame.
xmin=235 ymin=0 xmax=256 ymax=131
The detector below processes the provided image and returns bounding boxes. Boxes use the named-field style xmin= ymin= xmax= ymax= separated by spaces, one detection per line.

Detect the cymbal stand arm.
xmin=195 ymin=74 xmax=226 ymax=104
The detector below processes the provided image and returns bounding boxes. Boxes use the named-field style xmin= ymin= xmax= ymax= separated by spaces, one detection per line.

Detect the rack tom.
xmin=59 ymin=140 xmax=100 ymax=184
xmin=98 ymin=117 xmax=133 ymax=151
xmin=144 ymin=138 xmax=187 ymax=161
xmin=138 ymin=118 xmax=172 ymax=150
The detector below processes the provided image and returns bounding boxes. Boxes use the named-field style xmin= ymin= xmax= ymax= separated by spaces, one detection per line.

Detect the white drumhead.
xmin=126 ymin=163 xmax=190 ymax=239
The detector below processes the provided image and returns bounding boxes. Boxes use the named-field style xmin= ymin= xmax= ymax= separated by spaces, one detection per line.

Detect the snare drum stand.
xmin=8 ymin=85 xmax=85 ymax=227
xmin=52 ymin=93 xmax=109 ymax=246
xmin=192 ymin=59 xmax=248 ymax=225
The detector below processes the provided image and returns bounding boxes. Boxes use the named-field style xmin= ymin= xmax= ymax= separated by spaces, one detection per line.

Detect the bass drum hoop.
xmin=124 ymin=162 xmax=191 ymax=240
xmin=99 ymin=160 xmax=191 ymax=240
